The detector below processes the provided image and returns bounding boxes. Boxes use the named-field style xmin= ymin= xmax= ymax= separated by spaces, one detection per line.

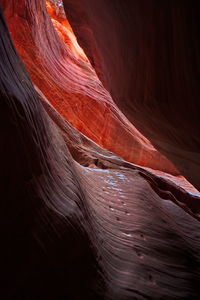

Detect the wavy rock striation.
xmin=62 ymin=0 xmax=200 ymax=190
xmin=0 ymin=1 xmax=200 ymax=300
xmin=0 ymin=0 xmax=178 ymax=175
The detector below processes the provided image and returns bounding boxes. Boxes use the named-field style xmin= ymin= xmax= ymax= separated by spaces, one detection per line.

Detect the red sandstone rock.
xmin=0 ymin=0 xmax=178 ymax=175
xmin=62 ymin=0 xmax=200 ymax=190
xmin=1 ymin=4 xmax=200 ymax=299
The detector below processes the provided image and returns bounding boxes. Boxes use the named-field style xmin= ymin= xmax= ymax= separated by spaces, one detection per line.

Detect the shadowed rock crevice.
xmin=1 ymin=0 xmax=179 ymax=175
xmin=0 ymin=2 xmax=200 ymax=300
xmin=62 ymin=0 xmax=200 ymax=190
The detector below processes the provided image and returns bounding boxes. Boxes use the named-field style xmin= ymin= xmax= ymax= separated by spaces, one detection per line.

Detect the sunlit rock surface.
xmin=0 ymin=1 xmax=200 ymax=299
xmin=62 ymin=0 xmax=200 ymax=190
xmin=0 ymin=0 xmax=179 ymax=175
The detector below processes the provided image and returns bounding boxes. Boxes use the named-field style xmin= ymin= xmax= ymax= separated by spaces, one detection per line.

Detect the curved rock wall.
xmin=0 ymin=2 xmax=200 ymax=299
xmin=62 ymin=0 xmax=200 ymax=189
xmin=0 ymin=0 xmax=178 ymax=175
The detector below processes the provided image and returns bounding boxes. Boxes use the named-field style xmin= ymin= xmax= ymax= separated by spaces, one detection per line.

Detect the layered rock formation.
xmin=0 ymin=1 xmax=200 ymax=299
xmin=63 ymin=0 xmax=200 ymax=190
xmin=1 ymin=0 xmax=179 ymax=175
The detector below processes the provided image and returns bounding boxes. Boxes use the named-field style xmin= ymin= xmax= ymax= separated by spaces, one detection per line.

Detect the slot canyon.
xmin=0 ymin=0 xmax=199 ymax=299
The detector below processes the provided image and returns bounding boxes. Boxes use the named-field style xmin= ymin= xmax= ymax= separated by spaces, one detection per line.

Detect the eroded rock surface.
xmin=63 ymin=0 xmax=200 ymax=189
xmin=0 ymin=1 xmax=200 ymax=300
xmin=0 ymin=0 xmax=179 ymax=175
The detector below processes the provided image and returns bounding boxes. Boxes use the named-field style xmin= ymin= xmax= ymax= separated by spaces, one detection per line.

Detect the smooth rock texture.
xmin=0 ymin=0 xmax=179 ymax=175
xmin=0 ymin=1 xmax=200 ymax=300
xmin=63 ymin=0 xmax=200 ymax=189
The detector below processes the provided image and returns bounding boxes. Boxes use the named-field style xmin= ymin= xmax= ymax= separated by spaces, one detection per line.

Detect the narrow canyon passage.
xmin=0 ymin=0 xmax=199 ymax=299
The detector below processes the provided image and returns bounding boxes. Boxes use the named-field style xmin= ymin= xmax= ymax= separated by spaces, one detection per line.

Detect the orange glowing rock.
xmin=61 ymin=0 xmax=200 ymax=190
xmin=46 ymin=1 xmax=88 ymax=62
xmin=2 ymin=0 xmax=178 ymax=175
xmin=0 ymin=4 xmax=200 ymax=299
